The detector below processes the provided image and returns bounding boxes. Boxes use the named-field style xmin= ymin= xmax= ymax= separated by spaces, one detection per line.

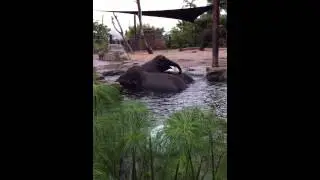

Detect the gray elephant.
xmin=116 ymin=66 xmax=187 ymax=93
xmin=141 ymin=55 xmax=194 ymax=84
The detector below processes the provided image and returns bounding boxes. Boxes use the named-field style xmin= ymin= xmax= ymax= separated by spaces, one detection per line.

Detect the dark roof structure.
xmin=96 ymin=5 xmax=212 ymax=23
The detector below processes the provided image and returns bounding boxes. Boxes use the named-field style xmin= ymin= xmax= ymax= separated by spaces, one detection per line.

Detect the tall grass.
xmin=93 ymin=82 xmax=227 ymax=180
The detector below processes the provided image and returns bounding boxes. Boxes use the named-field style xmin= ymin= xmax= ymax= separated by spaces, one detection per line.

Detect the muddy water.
xmin=104 ymin=74 xmax=227 ymax=125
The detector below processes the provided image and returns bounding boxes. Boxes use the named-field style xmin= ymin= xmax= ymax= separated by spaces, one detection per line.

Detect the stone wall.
xmin=129 ymin=28 xmax=167 ymax=51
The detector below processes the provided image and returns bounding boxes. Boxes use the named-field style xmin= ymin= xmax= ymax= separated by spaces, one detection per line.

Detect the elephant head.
xmin=141 ymin=55 xmax=182 ymax=74
xmin=116 ymin=66 xmax=187 ymax=93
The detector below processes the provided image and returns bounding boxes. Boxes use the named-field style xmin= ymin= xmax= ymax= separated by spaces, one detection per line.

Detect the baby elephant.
xmin=116 ymin=66 xmax=187 ymax=93
xmin=140 ymin=55 xmax=194 ymax=84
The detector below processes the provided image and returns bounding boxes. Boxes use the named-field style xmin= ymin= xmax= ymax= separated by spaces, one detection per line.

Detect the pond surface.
xmin=105 ymin=74 xmax=227 ymax=125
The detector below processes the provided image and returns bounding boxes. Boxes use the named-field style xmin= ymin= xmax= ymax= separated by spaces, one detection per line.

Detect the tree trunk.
xmin=134 ymin=15 xmax=137 ymax=40
xmin=136 ymin=0 xmax=153 ymax=54
xmin=212 ymin=0 xmax=220 ymax=67
xmin=111 ymin=13 xmax=134 ymax=53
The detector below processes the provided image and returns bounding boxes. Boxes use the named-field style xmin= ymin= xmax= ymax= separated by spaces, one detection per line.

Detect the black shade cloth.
xmin=95 ymin=5 xmax=212 ymax=23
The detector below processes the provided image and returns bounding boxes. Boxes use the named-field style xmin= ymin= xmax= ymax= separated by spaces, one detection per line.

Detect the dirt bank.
xmin=93 ymin=48 xmax=227 ymax=75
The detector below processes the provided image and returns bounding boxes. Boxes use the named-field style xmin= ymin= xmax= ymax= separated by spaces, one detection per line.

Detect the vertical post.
xmin=101 ymin=15 xmax=104 ymax=25
xmin=212 ymin=0 xmax=220 ymax=67
xmin=109 ymin=34 xmax=113 ymax=44
xmin=134 ymin=14 xmax=137 ymax=51
xmin=134 ymin=14 xmax=137 ymax=39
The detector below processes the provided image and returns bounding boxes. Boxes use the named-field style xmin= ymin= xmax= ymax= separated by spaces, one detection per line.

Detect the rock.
xmin=97 ymin=79 xmax=108 ymax=84
xmin=206 ymin=67 xmax=227 ymax=82
xmin=102 ymin=44 xmax=130 ymax=61
xmin=102 ymin=70 xmax=125 ymax=76
xmin=187 ymin=68 xmax=196 ymax=71
xmin=95 ymin=72 xmax=104 ymax=81
xmin=119 ymin=53 xmax=130 ymax=61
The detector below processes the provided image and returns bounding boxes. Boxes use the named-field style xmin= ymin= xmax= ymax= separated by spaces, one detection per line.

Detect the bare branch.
xmin=111 ymin=17 xmax=121 ymax=34
xmin=113 ymin=12 xmax=125 ymax=34
xmin=111 ymin=13 xmax=133 ymax=53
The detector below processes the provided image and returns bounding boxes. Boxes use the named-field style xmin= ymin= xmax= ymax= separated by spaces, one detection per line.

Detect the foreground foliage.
xmin=93 ymin=83 xmax=227 ymax=180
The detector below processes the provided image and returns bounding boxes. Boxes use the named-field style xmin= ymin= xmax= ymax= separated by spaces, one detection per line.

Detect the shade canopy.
xmin=95 ymin=5 xmax=212 ymax=23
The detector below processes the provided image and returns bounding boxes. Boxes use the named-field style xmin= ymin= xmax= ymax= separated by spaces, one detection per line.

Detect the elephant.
xmin=140 ymin=55 xmax=194 ymax=84
xmin=116 ymin=66 xmax=187 ymax=93
xmin=141 ymin=55 xmax=182 ymax=74
xmin=199 ymin=26 xmax=227 ymax=51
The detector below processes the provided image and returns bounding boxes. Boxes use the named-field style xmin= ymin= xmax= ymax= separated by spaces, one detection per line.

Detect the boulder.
xmin=96 ymin=76 xmax=105 ymax=81
xmin=206 ymin=67 xmax=227 ymax=82
xmin=101 ymin=70 xmax=126 ymax=76
xmin=102 ymin=44 xmax=130 ymax=61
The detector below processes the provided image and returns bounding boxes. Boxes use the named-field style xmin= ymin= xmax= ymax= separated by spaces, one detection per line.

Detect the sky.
xmin=93 ymin=0 xmax=226 ymax=39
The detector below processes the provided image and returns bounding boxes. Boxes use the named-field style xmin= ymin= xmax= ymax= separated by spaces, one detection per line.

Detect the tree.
xmin=211 ymin=0 xmax=221 ymax=67
xmin=136 ymin=0 xmax=153 ymax=54
xmin=93 ymin=21 xmax=110 ymax=52
xmin=169 ymin=22 xmax=201 ymax=48
xmin=207 ymin=0 xmax=227 ymax=11
xmin=182 ymin=0 xmax=197 ymax=8
xmin=165 ymin=0 xmax=227 ymax=49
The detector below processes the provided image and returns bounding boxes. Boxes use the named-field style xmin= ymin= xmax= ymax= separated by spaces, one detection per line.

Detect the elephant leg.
xmin=200 ymin=41 xmax=209 ymax=51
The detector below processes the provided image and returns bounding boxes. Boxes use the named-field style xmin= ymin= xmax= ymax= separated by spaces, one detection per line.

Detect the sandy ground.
xmin=93 ymin=48 xmax=227 ymax=74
